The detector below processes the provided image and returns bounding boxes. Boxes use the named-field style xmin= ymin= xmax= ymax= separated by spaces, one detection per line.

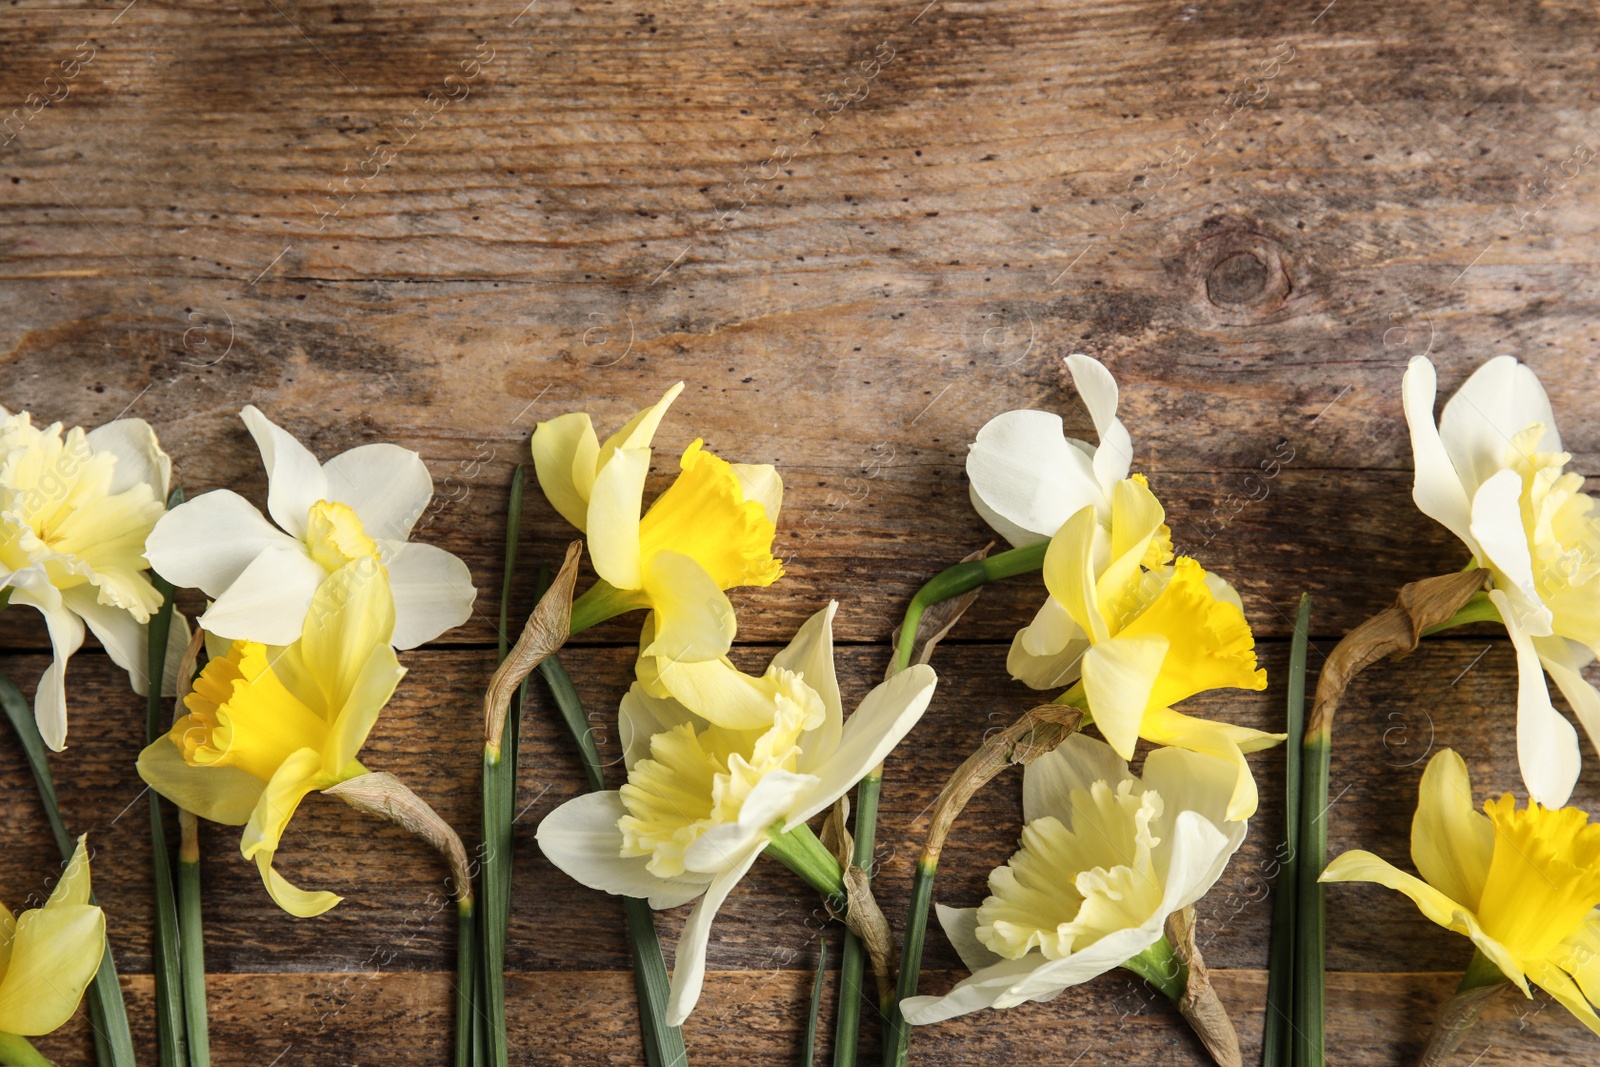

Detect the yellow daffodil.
xmin=1323 ymin=748 xmax=1600 ymax=1033
xmin=145 ymin=405 xmax=476 ymax=649
xmin=0 ymin=408 xmax=187 ymax=750
xmin=537 ymin=603 xmax=937 ymax=1024
xmin=137 ymin=558 xmax=404 ymax=917
xmin=1011 ymin=476 xmax=1278 ymax=819
xmin=966 ymin=354 xmax=1133 ymax=547
xmin=531 ymin=382 xmax=783 ymax=663
xmin=902 ymin=735 xmax=1246 ymax=1024
xmin=0 ymin=836 xmax=105 ymax=1039
xmin=1405 ymin=356 xmax=1600 ymax=807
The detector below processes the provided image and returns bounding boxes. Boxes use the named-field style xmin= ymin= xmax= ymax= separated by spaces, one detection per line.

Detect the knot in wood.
xmin=1206 ymin=251 xmax=1269 ymax=306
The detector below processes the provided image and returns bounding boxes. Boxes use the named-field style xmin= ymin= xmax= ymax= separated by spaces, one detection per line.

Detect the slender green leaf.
xmin=831 ymin=769 xmax=881 ymax=1067
xmin=884 ymin=856 xmax=938 ymax=1067
xmin=147 ymin=543 xmax=188 ymax=1067
xmin=1294 ymin=729 xmax=1331 ymax=1067
xmin=800 ymin=941 xmax=829 ymax=1067
xmin=0 ymin=672 xmax=137 ymax=1067
xmin=456 ymin=899 xmax=478 ymax=1067
xmin=1263 ymin=593 xmax=1310 ymax=1067
xmin=178 ymin=849 xmax=210 ymax=1067
xmin=538 ymin=650 xmax=688 ymax=1067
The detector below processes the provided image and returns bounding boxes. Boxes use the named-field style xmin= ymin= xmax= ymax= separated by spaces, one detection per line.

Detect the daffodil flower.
xmin=901 ymin=734 xmax=1247 ymax=1025
xmin=1322 ymin=748 xmax=1600 ymax=1034
xmin=145 ymin=405 xmax=476 ymax=649
xmin=0 ymin=836 xmax=105 ymax=1041
xmin=1404 ymin=356 xmax=1600 ymax=807
xmin=536 ymin=603 xmax=937 ymax=1024
xmin=137 ymin=558 xmax=405 ymax=917
xmin=0 ymin=408 xmax=187 ymax=750
xmin=531 ymin=382 xmax=783 ymax=662
xmin=965 ymin=354 xmax=1133 ymax=548
xmin=1011 ymin=475 xmax=1278 ymax=819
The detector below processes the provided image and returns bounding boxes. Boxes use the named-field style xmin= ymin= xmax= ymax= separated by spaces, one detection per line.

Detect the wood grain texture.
xmin=3 ymin=0 xmax=1600 ymax=1062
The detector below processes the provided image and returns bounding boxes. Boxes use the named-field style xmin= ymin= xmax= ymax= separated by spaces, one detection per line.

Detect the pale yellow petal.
xmin=530 ymin=411 xmax=600 ymax=532
xmin=294 ymin=560 xmax=398 ymax=716
xmin=1042 ymin=505 xmax=1107 ymax=641
xmin=586 ymin=445 xmax=651 ymax=590
xmin=46 ymin=836 xmax=93 ymax=909
xmin=0 ymin=902 xmax=105 ymax=1035
xmin=598 ymin=382 xmax=685 ymax=463
xmin=1410 ymin=749 xmax=1494 ymax=912
xmin=1079 ymin=635 xmax=1166 ymax=760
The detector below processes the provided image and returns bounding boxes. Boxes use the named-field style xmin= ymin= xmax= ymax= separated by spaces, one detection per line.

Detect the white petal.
xmin=1471 ymin=469 xmax=1552 ymax=636
xmin=935 ymin=904 xmax=1005 ymax=974
xmin=1065 ymin=354 xmax=1133 ymax=496
xmin=384 ymin=540 xmax=477 ymax=649
xmin=5 ymin=570 xmax=86 ymax=751
xmin=685 ymin=770 xmax=818 ymax=874
xmin=62 ymin=587 xmax=190 ymax=697
xmin=240 ymin=405 xmax=328 ymax=539
xmin=86 ymin=417 xmax=170 ymax=498
xmin=966 ymin=409 xmax=1102 ymax=546
xmin=618 ymin=683 xmax=695 ymax=773
xmin=198 ymin=543 xmax=325 ymax=646
xmin=899 ymin=954 xmax=1048 ymax=1025
xmin=666 ymin=845 xmax=763 ymax=1026
xmin=1402 ymin=357 xmax=1477 ymax=552
xmin=321 ymin=444 xmax=435 ymax=541
xmin=1538 ymin=637 xmax=1600 ymax=772
xmin=1439 ymin=356 xmax=1560 ymax=497
xmin=1151 ymin=803 xmax=1244 ymax=911
xmin=536 ymin=791 xmax=711 ymax=909
xmin=144 ymin=490 xmax=299 ymax=598
xmin=772 ymin=602 xmax=843 ymax=774
xmin=784 ymin=665 xmax=938 ymax=828
xmin=1022 ymin=733 xmax=1132 ymax=824
xmin=1492 ymin=590 xmax=1581 ymax=807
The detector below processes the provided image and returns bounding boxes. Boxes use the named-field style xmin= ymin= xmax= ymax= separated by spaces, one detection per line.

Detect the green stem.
xmin=884 ymin=856 xmax=938 ymax=1066
xmin=831 ymin=769 xmax=881 ymax=1067
xmin=1294 ymin=724 xmax=1331 ymax=1067
xmin=1421 ymin=591 xmax=1500 ymax=636
xmin=800 ymin=941 xmax=829 ymax=1067
xmin=455 ymin=900 xmax=478 ymax=1067
xmin=177 ymin=848 xmax=210 ymax=1067
xmin=0 ymin=673 xmax=136 ymax=1067
xmin=568 ymin=580 xmax=651 ymax=637
xmin=892 ymin=541 xmax=1049 ymax=674
xmin=1120 ymin=936 xmax=1188 ymax=1003
xmin=764 ymin=823 xmax=847 ymax=904
xmin=146 ymin=547 xmax=187 ymax=1067
xmin=1263 ymin=593 xmax=1311 ymax=1067
xmin=1457 ymin=949 xmax=1506 ymax=993
xmin=0 ymin=1033 xmax=53 ymax=1067
xmin=537 ymin=650 xmax=688 ymax=1067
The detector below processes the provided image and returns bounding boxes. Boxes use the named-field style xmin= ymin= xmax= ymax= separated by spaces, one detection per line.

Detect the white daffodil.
xmin=0 ymin=408 xmax=187 ymax=749
xmin=1404 ymin=356 xmax=1600 ymax=807
xmin=145 ymin=406 xmax=476 ymax=649
xmin=536 ymin=603 xmax=937 ymax=1025
xmin=966 ymin=354 xmax=1133 ymax=547
xmin=901 ymin=734 xmax=1246 ymax=1025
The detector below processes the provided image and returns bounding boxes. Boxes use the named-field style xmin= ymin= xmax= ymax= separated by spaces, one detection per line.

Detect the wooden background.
xmin=3 ymin=0 xmax=1599 ymax=1063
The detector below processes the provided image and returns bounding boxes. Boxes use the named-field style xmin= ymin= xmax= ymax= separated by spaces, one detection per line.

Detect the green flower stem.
xmin=1421 ymin=591 xmax=1501 ymax=636
xmin=765 ymin=823 xmax=848 ymax=905
xmin=0 ymin=1033 xmax=53 ymax=1067
xmin=568 ymin=579 xmax=650 ymax=637
xmin=800 ymin=941 xmax=829 ymax=1067
xmin=1294 ymin=720 xmax=1330 ymax=1067
xmin=867 ymin=541 xmax=1051 ymax=1067
xmin=177 ymin=812 xmax=210 ymax=1067
xmin=455 ymin=899 xmax=478 ymax=1067
xmin=1457 ymin=949 xmax=1507 ymax=993
xmin=0 ymin=673 xmax=136 ymax=1067
xmin=892 ymin=542 xmax=1049 ymax=674
xmin=1263 ymin=594 xmax=1311 ymax=1067
xmin=884 ymin=855 xmax=937 ymax=1066
xmin=1121 ymin=936 xmax=1188 ymax=1003
xmin=146 ymin=549 xmax=188 ymax=1067
xmin=537 ymin=650 xmax=688 ymax=1067
xmin=481 ymin=465 xmax=528 ymax=1067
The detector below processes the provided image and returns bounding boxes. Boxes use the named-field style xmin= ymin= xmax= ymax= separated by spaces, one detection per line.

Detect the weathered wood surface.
xmin=3 ymin=0 xmax=1600 ymax=1063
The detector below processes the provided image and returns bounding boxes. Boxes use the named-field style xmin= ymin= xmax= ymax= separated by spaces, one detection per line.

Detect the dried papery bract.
xmin=484 ymin=540 xmax=583 ymax=753
xmin=1166 ymin=906 xmax=1242 ymax=1067
xmin=326 ymin=772 xmax=475 ymax=906
xmin=1308 ymin=568 xmax=1490 ymax=739
xmin=1416 ymin=981 xmax=1512 ymax=1067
